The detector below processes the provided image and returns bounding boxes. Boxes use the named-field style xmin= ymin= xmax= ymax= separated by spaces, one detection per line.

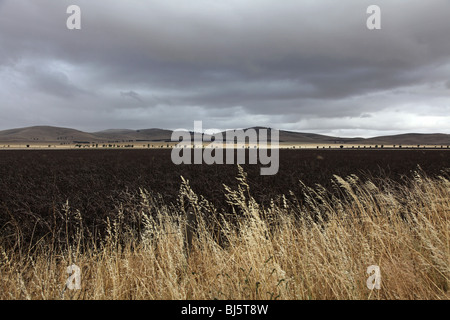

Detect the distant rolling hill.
xmin=0 ymin=125 xmax=448 ymax=146
xmin=243 ymin=127 xmax=450 ymax=146
xmin=0 ymin=126 xmax=98 ymax=143
xmin=362 ymin=133 xmax=450 ymax=146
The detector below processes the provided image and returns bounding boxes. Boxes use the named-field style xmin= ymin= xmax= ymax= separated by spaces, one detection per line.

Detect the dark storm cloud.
xmin=0 ymin=0 xmax=449 ymax=135
xmin=120 ymin=91 xmax=143 ymax=103
xmin=446 ymin=80 xmax=450 ymax=89
xmin=24 ymin=64 xmax=90 ymax=98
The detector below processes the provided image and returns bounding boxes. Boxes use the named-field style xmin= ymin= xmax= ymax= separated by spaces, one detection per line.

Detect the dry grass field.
xmin=0 ymin=164 xmax=448 ymax=300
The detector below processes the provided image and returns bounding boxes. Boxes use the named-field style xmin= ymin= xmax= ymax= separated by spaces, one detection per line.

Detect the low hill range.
xmin=0 ymin=125 xmax=448 ymax=146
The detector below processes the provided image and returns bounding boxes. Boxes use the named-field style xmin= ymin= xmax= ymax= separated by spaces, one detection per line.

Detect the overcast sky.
xmin=0 ymin=0 xmax=449 ymax=137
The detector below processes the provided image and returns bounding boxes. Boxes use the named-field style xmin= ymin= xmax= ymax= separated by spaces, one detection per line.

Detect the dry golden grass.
xmin=0 ymin=166 xmax=448 ymax=300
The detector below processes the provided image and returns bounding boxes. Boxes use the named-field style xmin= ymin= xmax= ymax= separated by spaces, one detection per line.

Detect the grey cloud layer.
xmin=0 ymin=0 xmax=449 ymax=135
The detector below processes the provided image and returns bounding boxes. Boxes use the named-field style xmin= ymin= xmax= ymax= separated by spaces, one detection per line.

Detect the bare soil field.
xmin=0 ymin=148 xmax=448 ymax=244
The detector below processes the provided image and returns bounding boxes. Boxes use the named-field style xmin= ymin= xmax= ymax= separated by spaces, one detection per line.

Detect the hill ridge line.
xmin=0 ymin=125 xmax=448 ymax=145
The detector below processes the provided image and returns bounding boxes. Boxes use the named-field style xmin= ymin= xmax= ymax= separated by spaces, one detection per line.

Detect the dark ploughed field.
xmin=0 ymin=149 xmax=448 ymax=245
